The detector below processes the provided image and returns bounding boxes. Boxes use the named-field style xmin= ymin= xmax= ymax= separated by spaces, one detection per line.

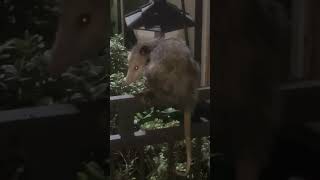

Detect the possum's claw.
xmin=143 ymin=97 xmax=153 ymax=106
xmin=135 ymin=90 xmax=154 ymax=107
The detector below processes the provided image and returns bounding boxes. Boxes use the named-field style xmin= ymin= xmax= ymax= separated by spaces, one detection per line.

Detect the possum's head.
xmin=125 ymin=44 xmax=151 ymax=85
xmin=48 ymin=0 xmax=107 ymax=75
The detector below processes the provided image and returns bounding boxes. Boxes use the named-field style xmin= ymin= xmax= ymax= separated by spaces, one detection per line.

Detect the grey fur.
xmin=126 ymin=38 xmax=200 ymax=110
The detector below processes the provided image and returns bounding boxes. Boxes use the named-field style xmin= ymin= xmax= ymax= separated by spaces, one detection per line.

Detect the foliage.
xmin=110 ymin=34 xmax=128 ymax=75
xmin=0 ymin=31 xmax=51 ymax=109
xmin=0 ymin=0 xmax=59 ymax=43
xmin=0 ymin=31 xmax=107 ymax=110
xmin=134 ymin=107 xmax=181 ymax=128
xmin=110 ymin=72 xmax=145 ymax=96
xmin=77 ymin=161 xmax=107 ymax=180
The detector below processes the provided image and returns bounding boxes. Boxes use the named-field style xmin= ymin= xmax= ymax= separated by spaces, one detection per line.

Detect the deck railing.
xmin=0 ymin=87 xmax=210 ymax=179
xmin=0 ymin=100 xmax=106 ymax=180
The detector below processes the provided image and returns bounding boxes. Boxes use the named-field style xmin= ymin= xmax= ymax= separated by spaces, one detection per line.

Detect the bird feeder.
xmin=124 ymin=0 xmax=195 ymax=39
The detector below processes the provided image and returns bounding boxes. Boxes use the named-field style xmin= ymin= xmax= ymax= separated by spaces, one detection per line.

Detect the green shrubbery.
xmin=0 ymin=31 xmax=107 ymax=110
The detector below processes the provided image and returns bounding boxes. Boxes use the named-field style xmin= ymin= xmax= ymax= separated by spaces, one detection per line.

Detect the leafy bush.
xmin=110 ymin=34 xmax=128 ymax=75
xmin=110 ymin=72 xmax=145 ymax=96
xmin=0 ymin=0 xmax=59 ymax=43
xmin=0 ymin=31 xmax=107 ymax=110
xmin=0 ymin=31 xmax=51 ymax=109
xmin=77 ymin=161 xmax=107 ymax=180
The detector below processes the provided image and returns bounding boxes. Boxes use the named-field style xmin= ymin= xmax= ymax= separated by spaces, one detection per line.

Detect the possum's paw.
xmin=141 ymin=94 xmax=154 ymax=106
xmin=143 ymin=97 xmax=153 ymax=106
xmin=135 ymin=91 xmax=154 ymax=106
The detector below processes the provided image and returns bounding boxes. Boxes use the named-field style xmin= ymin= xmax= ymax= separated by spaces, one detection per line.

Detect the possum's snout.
xmin=124 ymin=76 xmax=132 ymax=85
xmin=124 ymin=73 xmax=136 ymax=85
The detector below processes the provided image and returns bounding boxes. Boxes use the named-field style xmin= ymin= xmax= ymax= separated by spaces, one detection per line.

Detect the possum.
xmin=125 ymin=38 xmax=201 ymax=176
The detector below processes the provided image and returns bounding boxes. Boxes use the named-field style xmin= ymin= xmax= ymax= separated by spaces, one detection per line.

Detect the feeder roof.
xmin=125 ymin=0 xmax=195 ymax=33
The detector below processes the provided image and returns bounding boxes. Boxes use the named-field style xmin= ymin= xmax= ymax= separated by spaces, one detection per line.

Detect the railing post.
xmin=167 ymin=142 xmax=177 ymax=179
xmin=116 ymin=96 xmax=136 ymax=138
xmin=137 ymin=147 xmax=146 ymax=180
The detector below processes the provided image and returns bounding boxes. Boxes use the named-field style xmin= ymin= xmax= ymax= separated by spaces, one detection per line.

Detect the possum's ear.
xmin=139 ymin=45 xmax=151 ymax=56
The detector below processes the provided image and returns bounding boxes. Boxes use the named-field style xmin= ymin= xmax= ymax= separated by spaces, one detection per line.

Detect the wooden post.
xmin=309 ymin=1 xmax=320 ymax=79
xmin=120 ymin=0 xmax=125 ymax=36
xmin=290 ymin=0 xmax=305 ymax=80
xmin=181 ymin=0 xmax=190 ymax=46
xmin=201 ymin=0 xmax=210 ymax=86
xmin=194 ymin=0 xmax=203 ymax=65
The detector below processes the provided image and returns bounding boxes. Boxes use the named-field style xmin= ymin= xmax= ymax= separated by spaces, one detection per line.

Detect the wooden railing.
xmin=110 ymin=86 xmax=210 ymax=179
xmin=0 ymin=100 xmax=106 ymax=180
xmin=0 ymin=87 xmax=210 ymax=179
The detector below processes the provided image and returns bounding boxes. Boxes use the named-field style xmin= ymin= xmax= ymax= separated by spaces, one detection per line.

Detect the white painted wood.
xmin=111 ymin=0 xmax=119 ymax=33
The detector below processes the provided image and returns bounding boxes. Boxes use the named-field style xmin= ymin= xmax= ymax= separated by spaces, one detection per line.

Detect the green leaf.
xmin=91 ymin=83 xmax=107 ymax=99
xmin=77 ymin=172 xmax=88 ymax=180
xmin=1 ymin=65 xmax=17 ymax=74
xmin=0 ymin=82 xmax=8 ymax=90
xmin=85 ymin=161 xmax=105 ymax=180
xmin=161 ymin=107 xmax=179 ymax=114
xmin=0 ymin=54 xmax=11 ymax=59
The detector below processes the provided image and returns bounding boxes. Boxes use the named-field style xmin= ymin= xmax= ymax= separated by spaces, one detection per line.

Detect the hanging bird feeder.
xmin=125 ymin=0 xmax=195 ymax=38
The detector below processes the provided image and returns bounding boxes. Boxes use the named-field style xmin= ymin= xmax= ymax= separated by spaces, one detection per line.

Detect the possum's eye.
xmin=78 ymin=13 xmax=91 ymax=26
xmin=134 ymin=66 xmax=139 ymax=70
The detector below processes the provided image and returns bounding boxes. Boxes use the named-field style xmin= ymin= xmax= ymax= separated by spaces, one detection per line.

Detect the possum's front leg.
xmin=135 ymin=89 xmax=155 ymax=107
xmin=136 ymin=89 xmax=170 ymax=109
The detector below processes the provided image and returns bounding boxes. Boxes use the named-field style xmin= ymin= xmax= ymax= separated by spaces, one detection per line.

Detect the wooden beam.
xmin=201 ymin=0 xmax=210 ymax=86
xmin=0 ymin=104 xmax=79 ymax=123
xmin=110 ymin=87 xmax=210 ymax=113
xmin=309 ymin=1 xmax=320 ymax=79
xmin=120 ymin=0 xmax=125 ymax=36
xmin=110 ymin=121 xmax=210 ymax=151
